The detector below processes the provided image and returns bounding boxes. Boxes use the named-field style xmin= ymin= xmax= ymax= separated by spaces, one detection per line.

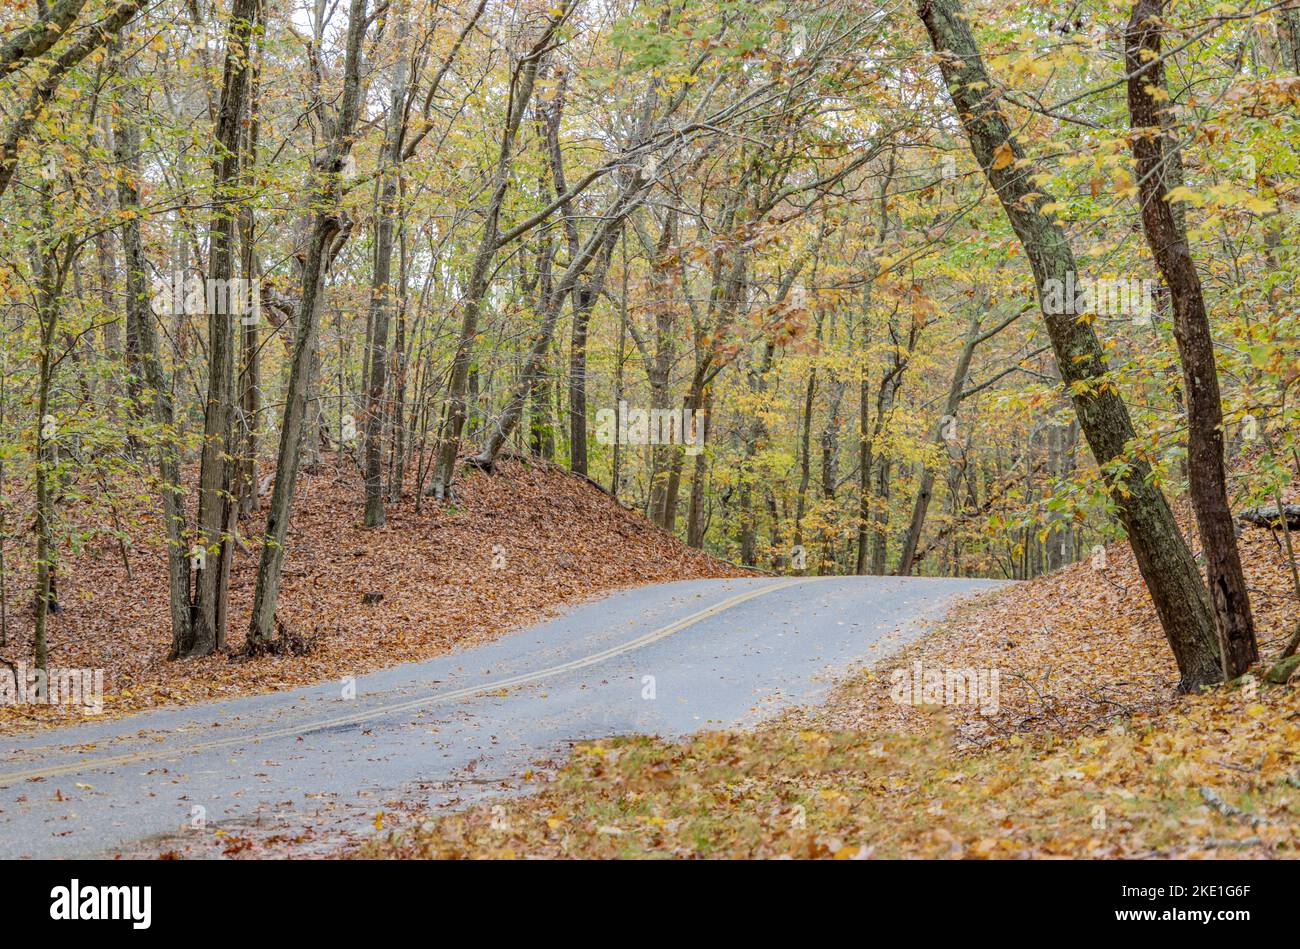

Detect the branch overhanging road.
xmin=0 ymin=575 xmax=1006 ymax=858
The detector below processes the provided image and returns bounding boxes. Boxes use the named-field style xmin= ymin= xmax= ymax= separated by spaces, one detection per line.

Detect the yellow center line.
xmin=0 ymin=578 xmax=808 ymax=786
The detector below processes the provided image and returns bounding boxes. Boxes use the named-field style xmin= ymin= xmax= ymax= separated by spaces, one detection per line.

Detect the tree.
xmin=1125 ymin=0 xmax=1258 ymax=678
xmin=178 ymin=0 xmax=264 ymax=658
xmin=362 ymin=13 xmax=413 ymax=528
xmin=915 ymin=0 xmax=1222 ymax=690
xmin=247 ymin=0 xmax=369 ymax=652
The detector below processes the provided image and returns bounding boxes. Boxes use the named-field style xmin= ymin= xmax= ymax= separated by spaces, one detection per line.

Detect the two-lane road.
xmin=0 ymin=575 xmax=1005 ymax=858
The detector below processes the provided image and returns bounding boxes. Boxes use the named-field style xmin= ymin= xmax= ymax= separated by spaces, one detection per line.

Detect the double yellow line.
xmin=0 ymin=578 xmax=807 ymax=786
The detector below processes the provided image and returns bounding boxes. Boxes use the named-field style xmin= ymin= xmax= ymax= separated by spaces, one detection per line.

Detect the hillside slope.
xmin=0 ymin=457 xmax=744 ymax=732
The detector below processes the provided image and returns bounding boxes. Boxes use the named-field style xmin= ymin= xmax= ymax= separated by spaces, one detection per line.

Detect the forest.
xmin=0 ymin=0 xmax=1297 ymax=870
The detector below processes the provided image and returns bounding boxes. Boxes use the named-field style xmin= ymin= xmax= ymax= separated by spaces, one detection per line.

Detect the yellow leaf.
xmin=991 ymin=142 xmax=1015 ymax=171
xmin=1165 ymin=185 xmax=1205 ymax=208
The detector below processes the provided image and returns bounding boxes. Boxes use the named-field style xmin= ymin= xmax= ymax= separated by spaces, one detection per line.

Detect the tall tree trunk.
xmin=868 ymin=371 xmax=899 ymax=576
xmin=183 ymin=0 xmax=262 ymax=657
xmin=819 ymin=357 xmax=846 ymax=574
xmin=792 ymin=368 xmax=817 ymax=570
xmin=643 ymin=212 xmax=679 ymax=525
xmin=1045 ymin=418 xmax=1077 ymax=570
xmin=611 ymin=232 xmax=629 ymax=499
xmin=917 ymin=0 xmax=1222 ymax=690
xmin=568 ymin=280 xmax=600 ymax=475
xmin=31 ymin=186 xmax=64 ymax=674
xmin=738 ymin=338 xmax=774 ymax=566
xmin=113 ymin=32 xmax=192 ymax=655
xmin=247 ymin=0 xmax=367 ymax=650
xmin=685 ymin=386 xmax=712 ymax=548
xmin=236 ymin=17 xmax=263 ymax=518
xmin=363 ymin=18 xmax=411 ymax=527
xmin=855 ymin=355 xmax=872 ymax=574
xmin=1125 ymin=0 xmax=1258 ymax=677
xmin=388 ymin=220 xmax=410 ymax=501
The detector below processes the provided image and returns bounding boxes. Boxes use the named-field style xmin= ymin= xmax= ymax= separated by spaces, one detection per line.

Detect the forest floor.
xmin=0 ymin=455 xmax=743 ymax=734
xmin=364 ymin=503 xmax=1300 ymax=859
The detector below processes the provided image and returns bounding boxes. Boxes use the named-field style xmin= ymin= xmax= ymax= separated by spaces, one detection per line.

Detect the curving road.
xmin=0 ymin=575 xmax=1006 ymax=858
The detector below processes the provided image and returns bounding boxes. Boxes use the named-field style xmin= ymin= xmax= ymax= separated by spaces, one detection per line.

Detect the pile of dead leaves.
xmin=367 ymin=678 xmax=1300 ymax=859
xmin=0 ymin=456 xmax=744 ymax=733
xmin=798 ymin=504 xmax=1300 ymax=752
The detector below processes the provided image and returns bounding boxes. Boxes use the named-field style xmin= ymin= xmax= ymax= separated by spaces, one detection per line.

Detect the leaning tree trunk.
xmin=1125 ymin=0 xmax=1257 ymax=677
xmin=247 ymin=0 xmax=367 ymax=650
xmin=896 ymin=306 xmax=1019 ymax=575
xmin=472 ymin=191 xmax=639 ymax=470
xmin=917 ymin=0 xmax=1222 ymax=690
xmin=428 ymin=40 xmax=546 ymax=499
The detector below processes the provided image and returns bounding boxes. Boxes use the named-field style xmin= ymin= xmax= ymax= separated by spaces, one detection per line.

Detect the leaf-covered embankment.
xmin=0 ymin=457 xmax=745 ymax=733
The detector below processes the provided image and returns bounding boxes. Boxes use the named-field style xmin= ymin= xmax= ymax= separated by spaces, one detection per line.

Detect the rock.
xmin=1264 ymin=654 xmax=1300 ymax=685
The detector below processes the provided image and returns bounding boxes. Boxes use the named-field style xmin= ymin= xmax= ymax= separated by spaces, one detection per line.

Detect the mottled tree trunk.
xmin=1125 ymin=0 xmax=1257 ymax=676
xmin=917 ymin=0 xmax=1222 ymax=690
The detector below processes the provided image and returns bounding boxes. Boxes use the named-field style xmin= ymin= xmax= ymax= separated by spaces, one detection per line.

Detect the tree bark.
xmin=183 ymin=0 xmax=262 ymax=657
xmin=112 ymin=31 xmax=193 ymax=656
xmin=236 ymin=16 xmax=263 ymax=518
xmin=363 ymin=18 xmax=411 ymax=527
xmin=1126 ymin=0 xmax=1257 ymax=677
xmin=917 ymin=0 xmax=1222 ymax=690
xmin=247 ymin=0 xmax=367 ymax=649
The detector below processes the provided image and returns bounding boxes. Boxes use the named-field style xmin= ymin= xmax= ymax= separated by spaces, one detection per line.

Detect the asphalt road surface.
xmin=0 ymin=575 xmax=1006 ymax=858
